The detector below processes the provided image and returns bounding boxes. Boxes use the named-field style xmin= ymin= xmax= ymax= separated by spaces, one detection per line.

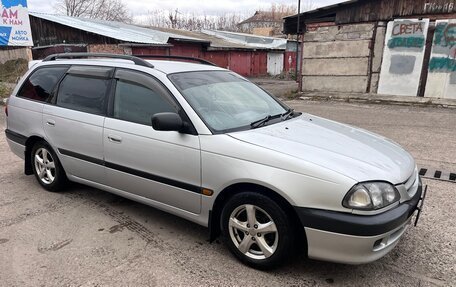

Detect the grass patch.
xmin=273 ymin=69 xmax=297 ymax=81
xmin=283 ymin=88 xmax=300 ymax=100
xmin=0 ymin=82 xmax=13 ymax=99
xmin=0 ymin=58 xmax=28 ymax=83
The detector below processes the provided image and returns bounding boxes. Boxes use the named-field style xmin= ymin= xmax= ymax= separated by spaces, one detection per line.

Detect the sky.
xmin=26 ymin=0 xmax=345 ymax=22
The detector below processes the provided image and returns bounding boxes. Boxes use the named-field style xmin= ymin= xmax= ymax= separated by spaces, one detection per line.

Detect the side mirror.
xmin=151 ymin=112 xmax=183 ymax=132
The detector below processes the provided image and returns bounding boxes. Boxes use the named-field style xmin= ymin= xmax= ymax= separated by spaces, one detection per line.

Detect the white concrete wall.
xmin=370 ymin=23 xmax=387 ymax=93
xmin=267 ymin=52 xmax=284 ymax=76
xmin=0 ymin=47 xmax=32 ymax=64
xmin=301 ymin=23 xmax=375 ymax=93
xmin=424 ymin=19 xmax=456 ymax=100
xmin=378 ymin=19 xmax=430 ymax=97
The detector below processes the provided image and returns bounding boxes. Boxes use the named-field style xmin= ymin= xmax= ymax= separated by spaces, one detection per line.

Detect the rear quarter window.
xmin=17 ymin=66 xmax=68 ymax=102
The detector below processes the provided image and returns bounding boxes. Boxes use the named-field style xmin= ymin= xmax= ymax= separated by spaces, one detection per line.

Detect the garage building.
xmin=283 ymin=0 xmax=456 ymax=99
xmin=29 ymin=13 xmax=297 ymax=77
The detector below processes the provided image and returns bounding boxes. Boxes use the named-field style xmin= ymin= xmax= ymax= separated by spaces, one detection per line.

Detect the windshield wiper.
xmin=281 ymin=108 xmax=295 ymax=121
xmin=250 ymin=115 xmax=273 ymax=129
xmin=250 ymin=109 xmax=295 ymax=129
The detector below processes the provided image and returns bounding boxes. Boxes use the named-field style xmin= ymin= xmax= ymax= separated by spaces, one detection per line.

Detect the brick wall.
xmin=87 ymin=44 xmax=131 ymax=55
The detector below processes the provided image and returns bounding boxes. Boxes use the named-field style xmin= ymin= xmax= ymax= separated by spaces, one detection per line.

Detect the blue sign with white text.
xmin=0 ymin=0 xmax=33 ymax=46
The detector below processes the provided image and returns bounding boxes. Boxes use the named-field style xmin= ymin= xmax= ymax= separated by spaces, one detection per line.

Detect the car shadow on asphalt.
xmin=60 ymin=182 xmax=370 ymax=276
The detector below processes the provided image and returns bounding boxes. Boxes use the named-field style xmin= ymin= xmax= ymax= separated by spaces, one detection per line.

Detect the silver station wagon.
xmin=5 ymin=53 xmax=425 ymax=269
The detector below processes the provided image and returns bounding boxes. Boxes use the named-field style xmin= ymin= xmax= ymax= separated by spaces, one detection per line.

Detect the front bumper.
xmin=295 ymin=181 xmax=424 ymax=264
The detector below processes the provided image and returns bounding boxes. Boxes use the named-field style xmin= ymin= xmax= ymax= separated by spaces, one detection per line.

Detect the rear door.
xmin=103 ymin=69 xmax=201 ymax=214
xmin=7 ymin=65 xmax=69 ymax=144
xmin=43 ymin=65 xmax=113 ymax=184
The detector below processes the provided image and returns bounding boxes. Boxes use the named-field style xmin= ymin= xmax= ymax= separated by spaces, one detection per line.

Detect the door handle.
xmin=108 ymin=136 xmax=122 ymax=143
xmin=46 ymin=120 xmax=55 ymax=127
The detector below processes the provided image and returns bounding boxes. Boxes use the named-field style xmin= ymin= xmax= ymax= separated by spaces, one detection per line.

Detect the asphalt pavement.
xmin=0 ymin=101 xmax=455 ymax=287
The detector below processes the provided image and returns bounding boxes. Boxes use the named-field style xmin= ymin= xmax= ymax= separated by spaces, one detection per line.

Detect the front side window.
xmin=168 ymin=71 xmax=287 ymax=133
xmin=57 ymin=74 xmax=110 ymax=115
xmin=113 ymin=69 xmax=176 ymax=126
xmin=18 ymin=66 xmax=68 ymax=102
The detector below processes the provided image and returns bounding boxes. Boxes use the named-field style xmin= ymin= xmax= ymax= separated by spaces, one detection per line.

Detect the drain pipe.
xmin=298 ymin=32 xmax=305 ymax=92
xmin=295 ymin=0 xmax=301 ymax=81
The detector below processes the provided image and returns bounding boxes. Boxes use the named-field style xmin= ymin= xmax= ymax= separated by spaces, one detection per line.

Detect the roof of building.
xmin=284 ymin=0 xmax=358 ymax=20
xmin=30 ymin=12 xmax=206 ymax=45
xmin=150 ymin=27 xmax=254 ymax=50
xmin=30 ymin=12 xmax=289 ymax=50
xmin=283 ymin=0 xmax=456 ymax=33
xmin=201 ymin=30 xmax=288 ymax=50
xmin=238 ymin=11 xmax=284 ymax=25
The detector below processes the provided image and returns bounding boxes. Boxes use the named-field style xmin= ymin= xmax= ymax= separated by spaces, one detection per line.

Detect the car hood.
xmin=228 ymin=115 xmax=415 ymax=184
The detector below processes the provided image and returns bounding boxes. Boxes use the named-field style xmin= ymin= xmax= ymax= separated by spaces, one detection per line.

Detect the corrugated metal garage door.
xmin=267 ymin=52 xmax=284 ymax=76
xmin=229 ymin=51 xmax=252 ymax=76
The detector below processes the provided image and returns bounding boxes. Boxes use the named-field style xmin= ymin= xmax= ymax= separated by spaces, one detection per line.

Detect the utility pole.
xmin=295 ymin=0 xmax=301 ymax=81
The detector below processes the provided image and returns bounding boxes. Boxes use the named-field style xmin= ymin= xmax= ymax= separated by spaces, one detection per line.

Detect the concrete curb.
xmin=299 ymin=93 xmax=456 ymax=109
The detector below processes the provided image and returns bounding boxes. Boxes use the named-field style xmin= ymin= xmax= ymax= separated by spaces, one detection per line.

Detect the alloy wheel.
xmin=34 ymin=148 xmax=56 ymax=184
xmin=228 ymin=204 xmax=279 ymax=260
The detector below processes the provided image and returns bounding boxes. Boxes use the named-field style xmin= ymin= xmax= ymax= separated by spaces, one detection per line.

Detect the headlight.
xmin=343 ymin=182 xmax=400 ymax=210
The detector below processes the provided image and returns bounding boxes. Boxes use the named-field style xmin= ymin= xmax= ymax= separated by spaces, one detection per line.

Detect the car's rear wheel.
xmin=31 ymin=141 xmax=66 ymax=192
xmin=221 ymin=192 xmax=295 ymax=269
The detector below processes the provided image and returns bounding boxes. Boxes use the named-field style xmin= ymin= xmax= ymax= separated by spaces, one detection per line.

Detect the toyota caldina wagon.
xmin=5 ymin=53 xmax=425 ymax=269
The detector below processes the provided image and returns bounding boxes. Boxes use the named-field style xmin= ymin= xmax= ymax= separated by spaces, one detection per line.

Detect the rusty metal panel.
xmin=251 ymin=51 xmax=268 ymax=76
xmin=132 ymin=47 xmax=169 ymax=55
xmin=228 ymin=51 xmax=252 ymax=76
xmin=284 ymin=51 xmax=297 ymax=72
xmin=204 ymin=51 xmax=229 ymax=69
xmin=169 ymin=40 xmax=203 ymax=58
xmin=32 ymin=44 xmax=87 ymax=59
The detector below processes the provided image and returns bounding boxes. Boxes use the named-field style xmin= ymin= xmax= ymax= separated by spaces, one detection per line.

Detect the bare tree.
xmin=143 ymin=10 xmax=248 ymax=31
xmin=55 ymin=0 xmax=131 ymax=22
xmin=140 ymin=1 xmax=316 ymax=32
xmin=301 ymin=0 xmax=317 ymax=12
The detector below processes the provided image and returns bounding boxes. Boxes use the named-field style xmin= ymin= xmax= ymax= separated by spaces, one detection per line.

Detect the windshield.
xmin=168 ymin=71 xmax=287 ymax=133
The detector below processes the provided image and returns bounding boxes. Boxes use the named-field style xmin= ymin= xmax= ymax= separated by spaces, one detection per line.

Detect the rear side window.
xmin=17 ymin=66 xmax=68 ymax=102
xmin=57 ymin=74 xmax=110 ymax=115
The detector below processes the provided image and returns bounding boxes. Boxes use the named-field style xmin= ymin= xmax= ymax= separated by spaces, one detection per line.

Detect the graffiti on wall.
xmin=425 ymin=19 xmax=456 ymax=99
xmin=386 ymin=20 xmax=429 ymax=76
xmin=388 ymin=21 xmax=426 ymax=49
xmin=378 ymin=19 xmax=430 ymax=97
xmin=424 ymin=2 xmax=455 ymax=14
xmin=429 ymin=21 xmax=456 ymax=73
xmin=429 ymin=57 xmax=456 ymax=72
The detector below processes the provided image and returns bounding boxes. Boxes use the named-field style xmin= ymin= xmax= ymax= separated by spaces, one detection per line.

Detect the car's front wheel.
xmin=221 ymin=192 xmax=295 ymax=269
xmin=31 ymin=141 xmax=66 ymax=192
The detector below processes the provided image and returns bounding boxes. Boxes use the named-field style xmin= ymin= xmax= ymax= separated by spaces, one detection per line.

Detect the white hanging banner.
xmin=0 ymin=0 xmax=33 ymax=46
xmin=378 ymin=19 xmax=429 ymax=97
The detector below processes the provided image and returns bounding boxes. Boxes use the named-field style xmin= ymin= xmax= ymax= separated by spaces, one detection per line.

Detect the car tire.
xmin=220 ymin=191 xmax=295 ymax=269
xmin=31 ymin=141 xmax=66 ymax=192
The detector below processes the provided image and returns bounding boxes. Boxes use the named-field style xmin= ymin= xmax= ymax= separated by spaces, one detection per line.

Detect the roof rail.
xmin=133 ymin=55 xmax=217 ymax=66
xmin=43 ymin=53 xmax=155 ymax=68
